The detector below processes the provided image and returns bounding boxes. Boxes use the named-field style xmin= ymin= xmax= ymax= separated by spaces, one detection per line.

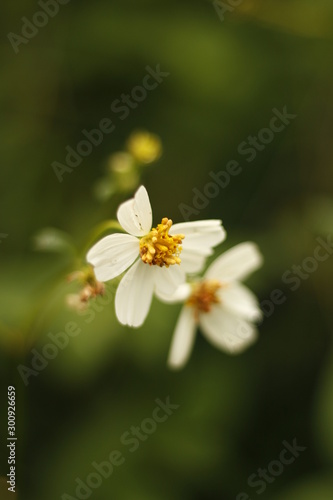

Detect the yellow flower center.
xmin=139 ymin=218 xmax=184 ymax=267
xmin=127 ymin=131 xmax=162 ymax=164
xmin=187 ymin=280 xmax=222 ymax=315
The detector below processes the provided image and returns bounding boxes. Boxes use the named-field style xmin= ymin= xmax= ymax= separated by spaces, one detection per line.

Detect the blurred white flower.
xmin=87 ymin=186 xmax=226 ymax=327
xmin=158 ymin=242 xmax=263 ymax=369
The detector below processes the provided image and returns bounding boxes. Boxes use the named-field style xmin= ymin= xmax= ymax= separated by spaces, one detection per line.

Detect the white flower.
xmin=86 ymin=186 xmax=226 ymax=327
xmin=158 ymin=242 xmax=263 ymax=369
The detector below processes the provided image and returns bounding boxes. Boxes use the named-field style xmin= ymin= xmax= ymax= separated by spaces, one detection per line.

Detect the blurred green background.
xmin=1 ymin=0 xmax=333 ymax=499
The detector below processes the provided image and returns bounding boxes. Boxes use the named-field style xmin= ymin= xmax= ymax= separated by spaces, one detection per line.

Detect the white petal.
xmin=115 ymin=260 xmax=154 ymax=327
xmin=167 ymin=306 xmax=197 ymax=370
xmin=220 ymin=282 xmax=262 ymax=322
xmin=171 ymin=220 xmax=226 ymax=253
xmin=171 ymin=219 xmax=223 ymax=233
xmin=179 ymin=249 xmax=207 ymax=274
xmin=205 ymin=242 xmax=263 ymax=283
xmin=156 ymin=283 xmax=192 ymax=304
xmin=86 ymin=233 xmax=139 ymax=282
xmin=199 ymin=306 xmax=258 ymax=354
xmin=117 ymin=185 xmax=152 ymax=236
xmin=154 ymin=265 xmax=186 ymax=296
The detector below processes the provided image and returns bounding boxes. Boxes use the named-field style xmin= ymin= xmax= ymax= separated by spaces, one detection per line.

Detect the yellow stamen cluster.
xmin=187 ymin=280 xmax=222 ymax=316
xmin=139 ymin=218 xmax=184 ymax=267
